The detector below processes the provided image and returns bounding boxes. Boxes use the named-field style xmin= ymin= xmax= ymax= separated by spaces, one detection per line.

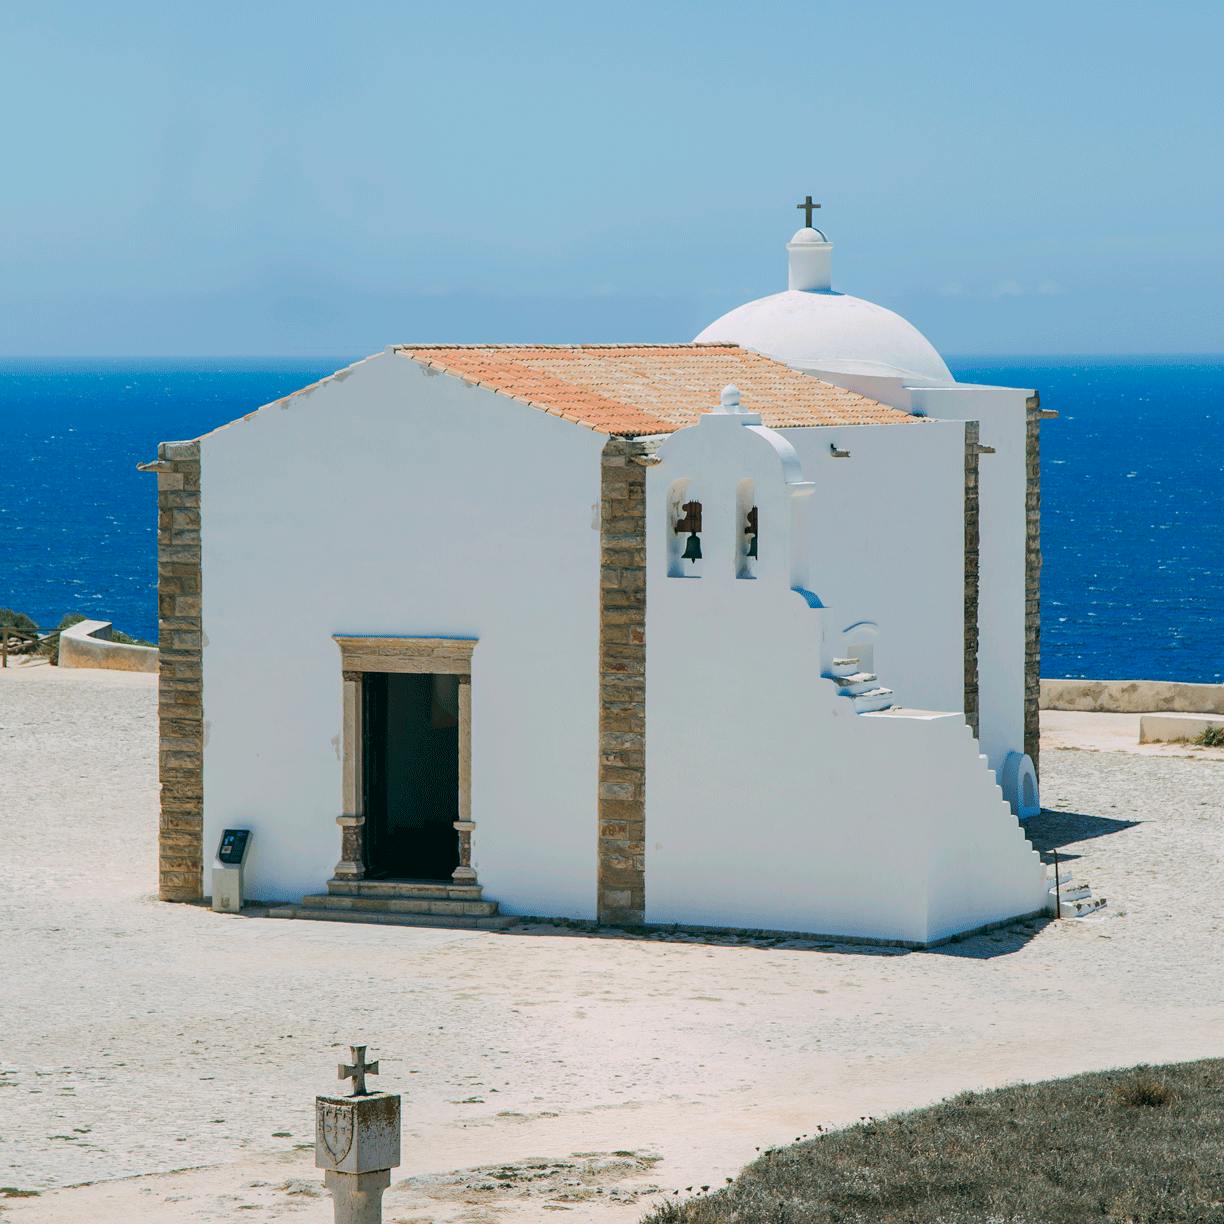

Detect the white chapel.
xmin=144 ymin=208 xmax=1051 ymax=947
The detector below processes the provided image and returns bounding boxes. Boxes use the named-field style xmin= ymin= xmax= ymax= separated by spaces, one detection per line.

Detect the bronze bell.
xmin=745 ymin=505 xmax=759 ymax=559
xmin=681 ymin=532 xmax=702 ymax=563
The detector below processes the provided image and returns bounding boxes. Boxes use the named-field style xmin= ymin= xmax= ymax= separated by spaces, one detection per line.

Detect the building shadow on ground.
xmin=920 ymin=918 xmax=1051 ymax=960
xmin=1025 ymin=806 xmax=1141 ymax=861
xmin=247 ymin=805 xmax=1134 ymax=963
xmin=504 ymin=916 xmax=1049 ymax=963
xmin=500 ymin=805 xmax=1138 ymax=964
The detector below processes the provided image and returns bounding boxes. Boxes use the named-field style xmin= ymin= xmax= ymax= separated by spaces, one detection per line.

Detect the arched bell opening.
xmin=667 ymin=478 xmax=703 ymax=578
xmin=736 ymin=478 xmax=758 ymax=579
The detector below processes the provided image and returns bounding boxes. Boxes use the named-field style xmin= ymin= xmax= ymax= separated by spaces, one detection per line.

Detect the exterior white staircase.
xmin=827 ymin=656 xmax=895 ymax=713
xmin=1047 ymin=868 xmax=1107 ymax=918
xmin=828 ymin=642 xmax=1108 ymax=927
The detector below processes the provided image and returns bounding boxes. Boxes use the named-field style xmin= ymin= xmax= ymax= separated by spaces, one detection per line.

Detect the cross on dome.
xmin=693 ymin=202 xmax=954 ymax=380
xmin=796 ymin=195 xmax=821 ymax=228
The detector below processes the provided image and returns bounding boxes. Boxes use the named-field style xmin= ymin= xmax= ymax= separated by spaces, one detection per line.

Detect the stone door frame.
xmin=332 ymin=636 xmax=477 ymax=885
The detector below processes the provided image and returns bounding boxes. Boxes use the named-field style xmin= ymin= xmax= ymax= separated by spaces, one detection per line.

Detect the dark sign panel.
xmin=218 ymin=829 xmax=251 ymax=865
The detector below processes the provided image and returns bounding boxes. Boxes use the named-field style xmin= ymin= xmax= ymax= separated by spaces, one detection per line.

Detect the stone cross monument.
xmin=315 ymin=1045 xmax=401 ymax=1223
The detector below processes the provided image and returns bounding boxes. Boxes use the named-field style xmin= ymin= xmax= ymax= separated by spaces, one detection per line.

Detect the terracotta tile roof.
xmin=395 ymin=344 xmax=916 ymax=436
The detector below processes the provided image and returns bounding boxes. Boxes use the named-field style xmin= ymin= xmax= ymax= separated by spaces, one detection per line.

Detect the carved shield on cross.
xmin=318 ymin=1102 xmax=354 ymax=1165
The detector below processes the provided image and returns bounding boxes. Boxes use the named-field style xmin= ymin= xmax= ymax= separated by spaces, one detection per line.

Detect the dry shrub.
xmin=1114 ymin=1071 xmax=1175 ymax=1108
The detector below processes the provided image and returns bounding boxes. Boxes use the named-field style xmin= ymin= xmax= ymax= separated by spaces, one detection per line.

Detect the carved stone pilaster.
xmin=452 ymin=822 xmax=476 ymax=882
xmin=334 ymin=815 xmax=366 ymax=880
xmin=452 ymin=677 xmax=476 ymax=882
xmin=334 ymin=670 xmax=366 ymax=881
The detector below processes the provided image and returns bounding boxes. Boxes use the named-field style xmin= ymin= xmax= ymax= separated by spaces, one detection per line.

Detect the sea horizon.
xmin=3 ymin=353 xmax=1222 ymax=684
xmin=3 ymin=350 xmax=1224 ymax=362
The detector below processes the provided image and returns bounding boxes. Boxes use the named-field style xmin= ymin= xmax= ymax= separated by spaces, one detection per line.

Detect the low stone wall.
xmin=1139 ymin=712 xmax=1224 ymax=743
xmin=1040 ymin=678 xmax=1224 ymax=715
xmin=58 ymin=620 xmax=159 ymax=673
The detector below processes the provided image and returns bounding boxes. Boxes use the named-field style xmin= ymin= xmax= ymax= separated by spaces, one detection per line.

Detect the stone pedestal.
xmin=316 ymin=1092 xmax=400 ymax=1223
xmin=322 ymin=1170 xmax=390 ymax=1224
xmin=211 ymin=863 xmax=244 ymax=913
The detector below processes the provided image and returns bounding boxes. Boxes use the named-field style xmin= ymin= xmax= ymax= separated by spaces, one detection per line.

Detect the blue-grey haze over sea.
xmin=2 ymin=356 xmax=1221 ymax=682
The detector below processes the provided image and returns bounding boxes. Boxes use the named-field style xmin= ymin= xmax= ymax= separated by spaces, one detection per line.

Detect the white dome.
xmin=696 ymin=289 xmax=952 ymax=382
xmin=694 ymin=230 xmax=952 ymax=384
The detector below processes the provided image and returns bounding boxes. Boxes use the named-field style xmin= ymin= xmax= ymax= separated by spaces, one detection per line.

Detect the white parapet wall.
xmin=58 ymin=620 xmax=159 ymax=673
xmin=1041 ymin=678 xmax=1224 ymax=715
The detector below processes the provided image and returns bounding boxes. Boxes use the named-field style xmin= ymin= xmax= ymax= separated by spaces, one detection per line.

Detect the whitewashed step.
xmin=833 ymin=671 xmax=877 ymax=688
xmin=267 ymin=906 xmax=516 ymax=930
xmin=303 ymin=893 xmax=499 ymax=917
xmin=327 ymin=878 xmax=484 ymax=900
xmin=853 ymin=687 xmax=895 ymax=713
xmin=1056 ymin=894 xmax=1107 ymax=918
xmin=829 ymin=657 xmax=861 ymax=678
xmin=1054 ymin=883 xmax=1092 ymax=901
xmin=833 ymin=675 xmax=880 ymax=698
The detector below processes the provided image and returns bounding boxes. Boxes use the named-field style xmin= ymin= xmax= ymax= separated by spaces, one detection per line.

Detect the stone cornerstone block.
xmin=151 ymin=439 xmax=204 ymax=901
xmin=1024 ymin=395 xmax=1042 ymax=777
xmin=963 ymin=421 xmax=980 ymax=740
xmin=315 ymin=1093 xmax=401 ymax=1175
xmin=597 ymin=436 xmax=650 ymax=925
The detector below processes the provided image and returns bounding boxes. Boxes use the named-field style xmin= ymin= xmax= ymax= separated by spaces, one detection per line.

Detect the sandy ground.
xmin=2 ymin=662 xmax=1223 ymax=1222
xmin=1041 ymin=707 xmax=1224 ymax=759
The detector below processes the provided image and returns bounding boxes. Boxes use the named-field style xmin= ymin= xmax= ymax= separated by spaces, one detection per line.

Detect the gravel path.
xmin=2 ymin=664 xmax=1222 ymax=1222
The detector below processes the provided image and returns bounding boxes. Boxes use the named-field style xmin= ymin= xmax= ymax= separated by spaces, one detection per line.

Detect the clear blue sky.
xmin=3 ymin=1 xmax=1221 ymax=356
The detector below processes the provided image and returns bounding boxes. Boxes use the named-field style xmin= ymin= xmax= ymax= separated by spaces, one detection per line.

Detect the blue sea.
xmin=2 ymin=356 xmax=1222 ymax=682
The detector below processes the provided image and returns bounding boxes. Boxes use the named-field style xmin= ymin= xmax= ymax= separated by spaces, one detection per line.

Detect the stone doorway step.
xmin=266 ymin=879 xmax=517 ymax=930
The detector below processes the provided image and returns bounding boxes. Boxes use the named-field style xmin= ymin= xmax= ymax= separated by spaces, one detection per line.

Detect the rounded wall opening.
xmin=842 ymin=621 xmax=879 ymax=677
xmin=667 ymin=478 xmax=703 ymax=578
xmin=1002 ymin=751 xmax=1041 ymax=820
xmin=736 ymin=478 xmax=757 ymax=580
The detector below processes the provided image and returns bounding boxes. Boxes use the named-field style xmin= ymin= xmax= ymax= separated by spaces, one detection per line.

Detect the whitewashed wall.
xmin=644 ymin=411 xmax=1046 ymax=944
xmin=803 ymin=367 xmax=1031 ymax=777
xmin=779 ymin=419 xmax=966 ymax=714
xmin=907 ymin=384 xmax=1029 ymax=774
xmin=199 ymin=352 xmax=606 ymax=912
